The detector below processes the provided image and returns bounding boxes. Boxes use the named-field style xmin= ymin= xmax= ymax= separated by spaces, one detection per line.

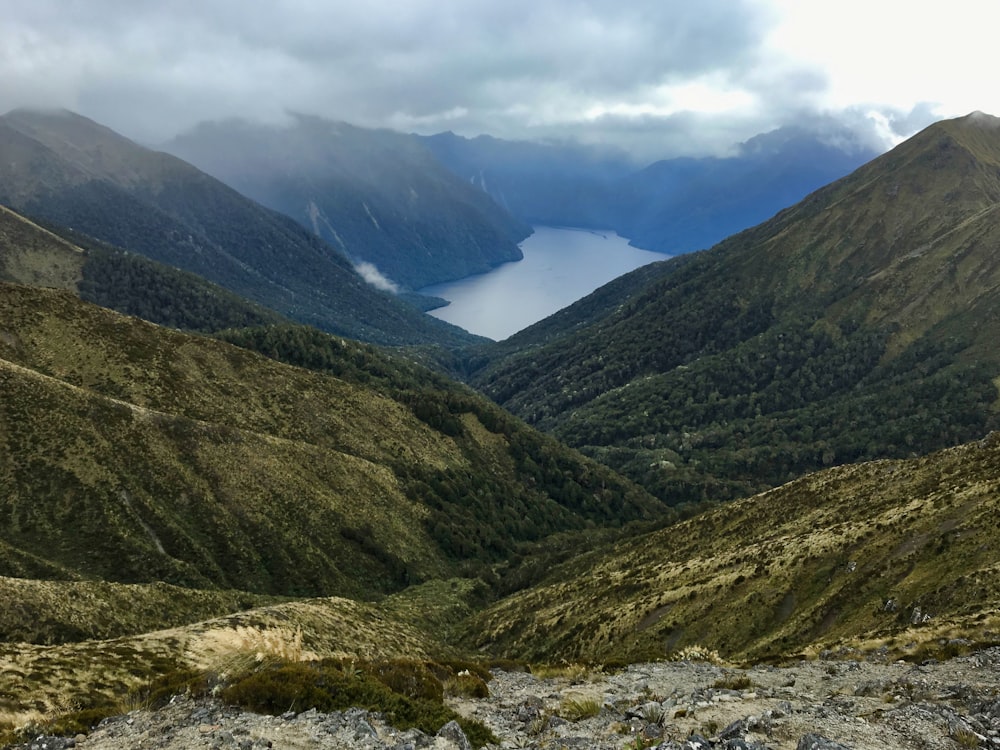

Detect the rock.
xmin=797 ymin=734 xmax=853 ymax=749
xmin=719 ymin=718 xmax=749 ymax=739
xmin=685 ymin=734 xmax=712 ymax=749
xmin=722 ymin=740 xmax=770 ymax=750
xmin=436 ymin=720 xmax=472 ymax=750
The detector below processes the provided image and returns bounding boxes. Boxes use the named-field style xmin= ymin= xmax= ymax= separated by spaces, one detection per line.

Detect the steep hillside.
xmin=467 ymin=432 xmax=1000 ymax=665
xmin=0 ymin=108 xmax=476 ymax=347
xmin=423 ymin=126 xmax=874 ymax=254
xmin=0 ymin=283 xmax=664 ymax=598
xmin=165 ymin=116 xmax=530 ymax=289
xmin=470 ymin=113 xmax=1000 ymax=503
xmin=0 ymin=205 xmax=85 ymax=291
xmin=0 ymin=204 xmax=286 ymax=332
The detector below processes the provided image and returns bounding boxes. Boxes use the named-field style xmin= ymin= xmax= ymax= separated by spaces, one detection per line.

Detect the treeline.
xmin=78 ymin=244 xmax=284 ymax=332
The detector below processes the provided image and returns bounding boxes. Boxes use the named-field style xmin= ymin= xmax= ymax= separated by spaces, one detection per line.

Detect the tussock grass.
xmin=559 ymin=696 xmax=602 ymax=721
xmin=465 ymin=435 xmax=1000 ymax=665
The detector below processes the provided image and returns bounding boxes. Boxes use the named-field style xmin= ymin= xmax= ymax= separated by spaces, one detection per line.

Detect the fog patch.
xmin=354 ymin=261 xmax=399 ymax=293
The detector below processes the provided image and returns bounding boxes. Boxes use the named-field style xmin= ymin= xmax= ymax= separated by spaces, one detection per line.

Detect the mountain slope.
xmin=165 ymin=116 xmax=530 ymax=289
xmin=0 ymin=203 xmax=288 ymax=333
xmin=0 ymin=108 xmax=475 ymax=347
xmin=467 ymin=432 xmax=1000 ymax=664
xmin=0 ymin=282 xmax=664 ymax=598
xmin=469 ymin=113 xmax=1000 ymax=503
xmin=423 ymin=126 xmax=875 ymax=254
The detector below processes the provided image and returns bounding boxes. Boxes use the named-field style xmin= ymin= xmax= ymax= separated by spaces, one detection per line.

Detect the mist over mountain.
xmin=164 ymin=115 xmax=530 ymax=290
xmin=422 ymin=125 xmax=878 ymax=254
xmin=0 ymin=108 xmax=478 ymax=346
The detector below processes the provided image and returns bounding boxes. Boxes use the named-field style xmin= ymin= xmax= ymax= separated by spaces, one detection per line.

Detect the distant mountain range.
xmin=469 ymin=112 xmax=1000 ymax=504
xmin=164 ymin=115 xmax=530 ymax=290
xmin=422 ymin=125 xmax=877 ymax=254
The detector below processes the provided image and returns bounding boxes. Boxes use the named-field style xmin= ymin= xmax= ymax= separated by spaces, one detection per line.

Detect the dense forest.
xmin=217 ymin=324 xmax=672 ymax=589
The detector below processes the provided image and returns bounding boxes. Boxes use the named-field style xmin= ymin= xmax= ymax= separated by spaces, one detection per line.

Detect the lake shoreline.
xmin=418 ymin=226 xmax=668 ymax=341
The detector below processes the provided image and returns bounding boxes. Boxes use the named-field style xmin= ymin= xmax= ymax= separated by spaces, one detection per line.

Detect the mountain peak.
xmin=962 ymin=109 xmax=1000 ymax=125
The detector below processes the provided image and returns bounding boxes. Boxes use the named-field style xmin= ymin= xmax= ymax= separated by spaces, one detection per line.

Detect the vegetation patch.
xmin=220 ymin=659 xmax=496 ymax=747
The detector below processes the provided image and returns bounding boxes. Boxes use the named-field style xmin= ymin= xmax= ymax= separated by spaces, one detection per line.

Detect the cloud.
xmin=0 ymin=1 xmax=993 ymax=159
xmin=0 ymin=1 xmax=772 ymax=151
xmin=353 ymin=261 xmax=400 ymax=294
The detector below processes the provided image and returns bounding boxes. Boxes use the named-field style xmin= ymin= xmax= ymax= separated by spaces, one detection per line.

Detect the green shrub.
xmin=220 ymin=659 xmax=496 ymax=747
xmin=370 ymin=659 xmax=443 ymax=702
xmin=445 ymin=673 xmax=490 ymax=699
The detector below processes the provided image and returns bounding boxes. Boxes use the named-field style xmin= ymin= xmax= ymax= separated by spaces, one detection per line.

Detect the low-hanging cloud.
xmin=353 ymin=261 xmax=400 ymax=294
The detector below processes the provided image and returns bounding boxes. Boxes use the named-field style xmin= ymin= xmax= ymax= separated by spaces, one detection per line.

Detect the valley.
xmin=2 ymin=109 xmax=1000 ymax=750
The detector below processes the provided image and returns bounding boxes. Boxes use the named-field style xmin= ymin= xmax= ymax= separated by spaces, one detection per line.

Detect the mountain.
xmin=422 ymin=126 xmax=876 ymax=254
xmin=165 ymin=115 xmax=530 ymax=290
xmin=0 ymin=203 xmax=288 ymax=333
xmin=466 ymin=432 xmax=1000 ymax=665
xmin=0 ymin=108 xmax=476 ymax=347
xmin=420 ymin=131 xmax=636 ymax=228
xmin=618 ymin=126 xmax=879 ymax=253
xmin=468 ymin=113 xmax=1000 ymax=504
xmin=0 ymin=281 xmax=664 ymax=597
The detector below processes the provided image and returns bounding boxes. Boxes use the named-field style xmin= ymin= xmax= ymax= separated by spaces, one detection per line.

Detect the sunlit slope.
xmin=467 ymin=432 xmax=1000 ymax=664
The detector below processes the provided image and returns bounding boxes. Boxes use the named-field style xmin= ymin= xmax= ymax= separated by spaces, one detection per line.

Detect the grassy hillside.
xmin=469 ymin=113 xmax=1000 ymax=504
xmin=466 ymin=432 xmax=1000 ymax=665
xmin=0 ymin=108 xmax=477 ymax=347
xmin=0 ymin=282 xmax=665 ymax=599
xmin=0 ymin=594 xmax=448 ymax=735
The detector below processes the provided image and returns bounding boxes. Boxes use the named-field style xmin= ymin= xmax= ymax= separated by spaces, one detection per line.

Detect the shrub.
xmin=220 ymin=659 xmax=496 ymax=747
xmin=444 ymin=673 xmax=490 ymax=699
xmin=370 ymin=659 xmax=443 ymax=702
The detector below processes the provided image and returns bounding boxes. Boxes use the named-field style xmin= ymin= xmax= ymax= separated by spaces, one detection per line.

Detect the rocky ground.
xmin=11 ymin=648 xmax=1000 ymax=750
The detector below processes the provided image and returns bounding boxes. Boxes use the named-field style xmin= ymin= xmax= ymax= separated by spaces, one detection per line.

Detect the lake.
xmin=420 ymin=226 xmax=668 ymax=340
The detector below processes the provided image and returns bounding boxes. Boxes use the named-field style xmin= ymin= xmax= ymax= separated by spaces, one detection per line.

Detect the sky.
xmin=2 ymin=0 xmax=997 ymax=161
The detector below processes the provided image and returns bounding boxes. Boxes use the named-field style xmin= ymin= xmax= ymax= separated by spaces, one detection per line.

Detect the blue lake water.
xmin=420 ymin=226 xmax=669 ymax=341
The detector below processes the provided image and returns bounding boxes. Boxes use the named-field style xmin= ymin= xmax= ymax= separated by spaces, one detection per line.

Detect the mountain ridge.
xmin=0 ymin=281 xmax=664 ymax=597
xmin=164 ymin=114 xmax=531 ymax=290
xmin=0 ymin=109 xmax=478 ymax=347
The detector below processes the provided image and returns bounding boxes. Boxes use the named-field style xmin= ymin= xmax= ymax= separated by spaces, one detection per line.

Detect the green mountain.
xmin=0 ymin=108 xmax=476 ymax=347
xmin=0 ymin=203 xmax=287 ymax=333
xmin=165 ymin=115 xmax=530 ymax=290
xmin=466 ymin=432 xmax=1000 ymax=665
xmin=0 ymin=282 xmax=664 ymax=599
xmin=468 ymin=112 xmax=1000 ymax=505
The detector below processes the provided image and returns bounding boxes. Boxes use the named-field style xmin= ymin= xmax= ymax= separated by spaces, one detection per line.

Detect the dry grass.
xmin=0 ymin=596 xmax=441 ymax=737
xmin=185 ymin=625 xmax=316 ymax=679
xmin=466 ymin=435 xmax=1000 ymax=665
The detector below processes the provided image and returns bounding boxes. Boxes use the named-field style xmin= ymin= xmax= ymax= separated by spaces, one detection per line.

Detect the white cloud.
xmin=353 ymin=261 xmax=400 ymax=294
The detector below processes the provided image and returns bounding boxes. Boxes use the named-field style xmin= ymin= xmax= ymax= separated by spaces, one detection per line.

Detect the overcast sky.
xmin=2 ymin=0 xmax=996 ymax=161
